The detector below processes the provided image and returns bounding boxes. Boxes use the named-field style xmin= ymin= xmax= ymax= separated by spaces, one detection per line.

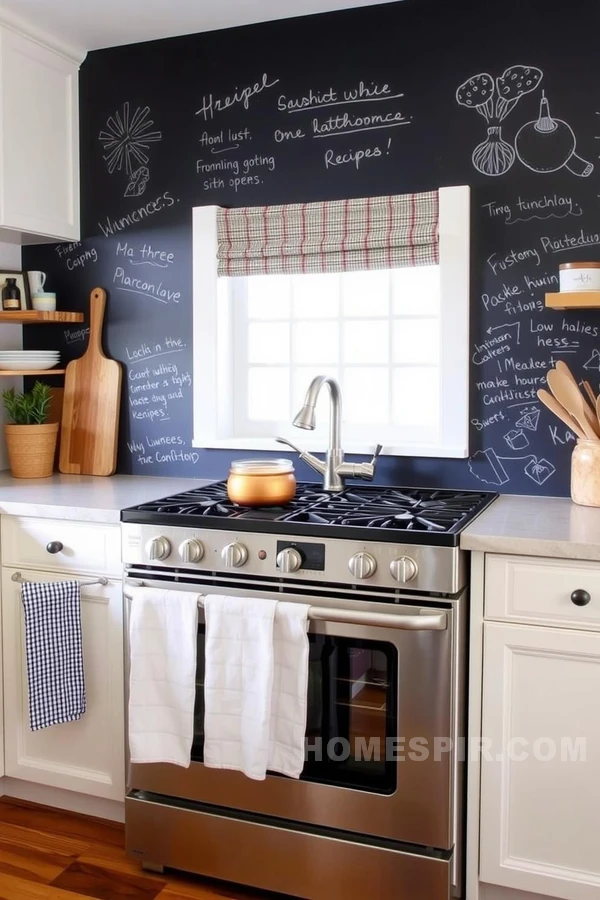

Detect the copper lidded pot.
xmin=227 ymin=459 xmax=297 ymax=507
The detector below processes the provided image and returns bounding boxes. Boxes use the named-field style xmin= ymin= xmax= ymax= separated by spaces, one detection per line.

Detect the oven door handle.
xmin=308 ymin=608 xmax=447 ymax=631
xmin=124 ymin=585 xmax=446 ymax=631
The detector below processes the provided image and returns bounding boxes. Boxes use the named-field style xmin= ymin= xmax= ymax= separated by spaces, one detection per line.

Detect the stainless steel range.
xmin=121 ymin=481 xmax=496 ymax=900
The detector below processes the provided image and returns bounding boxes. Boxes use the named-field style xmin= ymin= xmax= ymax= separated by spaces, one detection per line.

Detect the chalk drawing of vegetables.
xmin=515 ymin=92 xmax=593 ymax=177
xmin=456 ymin=65 xmax=543 ymax=176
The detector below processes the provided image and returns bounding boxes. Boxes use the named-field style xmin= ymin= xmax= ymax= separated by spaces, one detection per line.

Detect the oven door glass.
xmin=192 ymin=626 xmax=397 ymax=793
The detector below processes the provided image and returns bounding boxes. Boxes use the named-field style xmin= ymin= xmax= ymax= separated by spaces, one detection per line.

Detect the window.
xmin=193 ymin=186 xmax=470 ymax=458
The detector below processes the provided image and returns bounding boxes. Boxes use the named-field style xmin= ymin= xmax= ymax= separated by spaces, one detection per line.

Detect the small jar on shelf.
xmin=2 ymin=278 xmax=20 ymax=311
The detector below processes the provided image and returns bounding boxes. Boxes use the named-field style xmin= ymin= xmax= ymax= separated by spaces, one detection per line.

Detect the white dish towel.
xmin=203 ymin=594 xmax=277 ymax=780
xmin=203 ymin=595 xmax=310 ymax=781
xmin=128 ymin=588 xmax=199 ymax=768
xmin=268 ymin=601 xmax=310 ymax=779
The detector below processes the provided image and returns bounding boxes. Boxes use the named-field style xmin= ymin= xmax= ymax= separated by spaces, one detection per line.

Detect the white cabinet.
xmin=2 ymin=516 xmax=122 ymax=578
xmin=480 ymin=621 xmax=600 ymax=900
xmin=2 ymin=567 xmax=124 ymax=801
xmin=0 ymin=25 xmax=79 ymax=241
xmin=485 ymin=554 xmax=600 ymax=631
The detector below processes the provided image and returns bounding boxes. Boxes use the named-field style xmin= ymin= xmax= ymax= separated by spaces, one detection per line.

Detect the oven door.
xmin=125 ymin=578 xmax=458 ymax=851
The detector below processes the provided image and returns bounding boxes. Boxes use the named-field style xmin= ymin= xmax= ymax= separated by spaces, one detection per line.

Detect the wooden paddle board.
xmin=59 ymin=288 xmax=122 ymax=476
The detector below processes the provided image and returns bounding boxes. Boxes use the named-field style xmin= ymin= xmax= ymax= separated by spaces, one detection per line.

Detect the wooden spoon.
xmin=537 ymin=388 xmax=586 ymax=439
xmin=555 ymin=359 xmax=580 ymax=389
xmin=547 ymin=369 xmax=600 ymax=440
xmin=555 ymin=360 xmax=599 ymax=433
xmin=583 ymin=380 xmax=597 ymax=408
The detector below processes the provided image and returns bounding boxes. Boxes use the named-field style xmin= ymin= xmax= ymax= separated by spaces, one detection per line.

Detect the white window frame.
xmin=192 ymin=185 xmax=470 ymax=458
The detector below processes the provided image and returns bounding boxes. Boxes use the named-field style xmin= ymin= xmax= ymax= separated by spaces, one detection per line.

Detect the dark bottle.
xmin=2 ymin=278 xmax=20 ymax=311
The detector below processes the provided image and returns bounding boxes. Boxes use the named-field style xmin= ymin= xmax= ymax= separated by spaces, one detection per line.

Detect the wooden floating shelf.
xmin=0 ymin=311 xmax=83 ymax=323
xmin=546 ymin=291 xmax=600 ymax=310
xmin=0 ymin=369 xmax=65 ymax=376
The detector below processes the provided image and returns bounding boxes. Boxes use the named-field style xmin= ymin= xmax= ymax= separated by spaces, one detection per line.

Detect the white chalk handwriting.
xmin=98 ymin=191 xmax=176 ymax=238
xmin=126 ymin=336 xmax=186 ymax=365
xmin=116 ymin=241 xmax=174 ymax=268
xmin=196 ymin=73 xmax=280 ymax=121
xmin=482 ymin=194 xmax=583 ymax=224
xmin=197 ymin=154 xmax=276 ymax=191
xmin=278 ymin=81 xmax=400 ymax=113
xmin=113 ymin=267 xmax=181 ymax=304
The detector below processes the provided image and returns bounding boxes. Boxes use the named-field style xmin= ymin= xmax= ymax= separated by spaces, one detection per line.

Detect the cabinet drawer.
xmin=485 ymin=554 xmax=600 ymax=629
xmin=1 ymin=516 xmax=121 ymax=578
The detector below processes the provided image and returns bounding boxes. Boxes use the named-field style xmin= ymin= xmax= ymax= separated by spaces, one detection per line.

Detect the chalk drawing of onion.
xmin=472 ymin=125 xmax=515 ymax=176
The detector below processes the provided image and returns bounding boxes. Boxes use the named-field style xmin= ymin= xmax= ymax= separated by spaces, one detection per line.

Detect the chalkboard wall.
xmin=23 ymin=0 xmax=600 ymax=495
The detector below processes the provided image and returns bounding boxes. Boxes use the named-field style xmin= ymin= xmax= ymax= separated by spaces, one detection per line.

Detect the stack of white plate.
xmin=0 ymin=350 xmax=60 ymax=371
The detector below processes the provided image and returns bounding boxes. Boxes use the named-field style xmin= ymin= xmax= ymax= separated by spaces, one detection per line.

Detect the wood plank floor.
xmin=0 ymin=799 xmax=289 ymax=900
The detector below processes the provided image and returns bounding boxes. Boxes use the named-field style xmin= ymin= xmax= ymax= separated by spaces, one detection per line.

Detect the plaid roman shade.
xmin=217 ymin=190 xmax=439 ymax=277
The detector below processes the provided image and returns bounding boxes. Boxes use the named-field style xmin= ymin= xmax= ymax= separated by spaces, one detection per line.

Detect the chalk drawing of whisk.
xmin=99 ymin=102 xmax=162 ymax=175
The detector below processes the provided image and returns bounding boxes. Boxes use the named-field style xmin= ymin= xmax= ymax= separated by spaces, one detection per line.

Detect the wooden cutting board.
xmin=59 ymin=288 xmax=122 ymax=476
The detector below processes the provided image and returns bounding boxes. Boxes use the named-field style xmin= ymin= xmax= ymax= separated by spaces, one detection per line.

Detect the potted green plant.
xmin=2 ymin=381 xmax=58 ymax=478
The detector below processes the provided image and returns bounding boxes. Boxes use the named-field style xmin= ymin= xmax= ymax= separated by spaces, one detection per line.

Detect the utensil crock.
xmin=571 ymin=440 xmax=600 ymax=507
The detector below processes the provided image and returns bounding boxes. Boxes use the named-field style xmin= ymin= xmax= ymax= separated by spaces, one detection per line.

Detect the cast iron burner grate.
xmin=122 ymin=481 xmax=497 ymax=547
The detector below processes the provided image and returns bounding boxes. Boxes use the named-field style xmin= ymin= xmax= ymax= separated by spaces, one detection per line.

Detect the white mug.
xmin=28 ymin=271 xmax=46 ymax=295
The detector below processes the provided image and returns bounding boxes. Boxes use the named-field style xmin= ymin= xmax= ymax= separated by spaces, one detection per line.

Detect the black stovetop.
xmin=121 ymin=481 xmax=497 ymax=547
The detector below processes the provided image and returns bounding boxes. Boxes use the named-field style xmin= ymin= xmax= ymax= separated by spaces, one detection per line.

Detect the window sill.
xmin=192 ymin=436 xmax=468 ymax=459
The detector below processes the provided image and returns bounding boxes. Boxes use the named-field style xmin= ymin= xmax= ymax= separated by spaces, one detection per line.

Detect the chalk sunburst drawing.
xmin=99 ymin=102 xmax=162 ymax=175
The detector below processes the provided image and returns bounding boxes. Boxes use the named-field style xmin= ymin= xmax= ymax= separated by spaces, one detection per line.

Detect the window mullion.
xmin=233 ymin=278 xmax=249 ymax=437
xmin=338 ymin=273 xmax=344 ymax=391
xmin=289 ymin=276 xmax=295 ymax=420
xmin=388 ymin=271 xmax=394 ymax=427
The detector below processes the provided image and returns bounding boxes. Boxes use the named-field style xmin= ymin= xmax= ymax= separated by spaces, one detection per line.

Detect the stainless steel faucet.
xmin=277 ymin=375 xmax=382 ymax=492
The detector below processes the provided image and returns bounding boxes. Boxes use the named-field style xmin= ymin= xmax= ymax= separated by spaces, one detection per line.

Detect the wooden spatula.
xmin=547 ymin=369 xmax=600 ymax=440
xmin=555 ymin=360 xmax=599 ymax=433
xmin=59 ymin=288 xmax=122 ymax=476
xmin=537 ymin=388 xmax=586 ymax=439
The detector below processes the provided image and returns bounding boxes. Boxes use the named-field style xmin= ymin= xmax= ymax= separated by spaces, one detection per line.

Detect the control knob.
xmin=146 ymin=536 xmax=171 ymax=561
xmin=348 ymin=552 xmax=377 ymax=579
xmin=178 ymin=539 xmax=204 ymax=564
xmin=276 ymin=547 xmax=303 ymax=573
xmin=390 ymin=556 xmax=418 ymax=583
xmin=221 ymin=542 xmax=248 ymax=568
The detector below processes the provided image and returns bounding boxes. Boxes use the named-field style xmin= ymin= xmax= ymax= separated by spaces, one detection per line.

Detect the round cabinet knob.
xmin=571 ymin=589 xmax=591 ymax=607
xmin=390 ymin=556 xmax=419 ymax=584
xmin=146 ymin=536 xmax=171 ymax=561
xmin=276 ymin=547 xmax=303 ymax=573
xmin=348 ymin=552 xmax=377 ymax=580
xmin=221 ymin=542 xmax=248 ymax=568
xmin=46 ymin=541 xmax=63 ymax=554
xmin=178 ymin=539 xmax=204 ymax=564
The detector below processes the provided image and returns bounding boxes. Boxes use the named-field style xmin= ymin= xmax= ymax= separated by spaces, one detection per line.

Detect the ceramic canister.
xmin=571 ymin=440 xmax=600 ymax=507
xmin=32 ymin=292 xmax=57 ymax=311
xmin=559 ymin=262 xmax=600 ymax=292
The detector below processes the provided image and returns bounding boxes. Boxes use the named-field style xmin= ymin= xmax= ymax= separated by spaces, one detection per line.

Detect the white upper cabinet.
xmin=0 ymin=25 xmax=80 ymax=241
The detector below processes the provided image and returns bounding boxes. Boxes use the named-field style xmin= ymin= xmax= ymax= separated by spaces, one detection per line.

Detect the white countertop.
xmin=0 ymin=473 xmax=212 ymax=523
xmin=461 ymin=494 xmax=600 ymax=561
xmin=1 ymin=474 xmax=599 ymax=560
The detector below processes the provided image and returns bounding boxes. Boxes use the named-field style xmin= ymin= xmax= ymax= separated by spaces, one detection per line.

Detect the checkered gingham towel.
xmin=21 ymin=580 xmax=86 ymax=731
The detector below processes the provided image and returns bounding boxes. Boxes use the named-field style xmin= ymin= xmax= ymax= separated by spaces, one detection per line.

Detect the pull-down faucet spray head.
xmin=292 ymin=405 xmax=316 ymax=430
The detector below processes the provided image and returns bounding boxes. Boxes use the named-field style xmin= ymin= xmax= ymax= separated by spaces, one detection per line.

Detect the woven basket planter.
xmin=5 ymin=422 xmax=59 ymax=478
